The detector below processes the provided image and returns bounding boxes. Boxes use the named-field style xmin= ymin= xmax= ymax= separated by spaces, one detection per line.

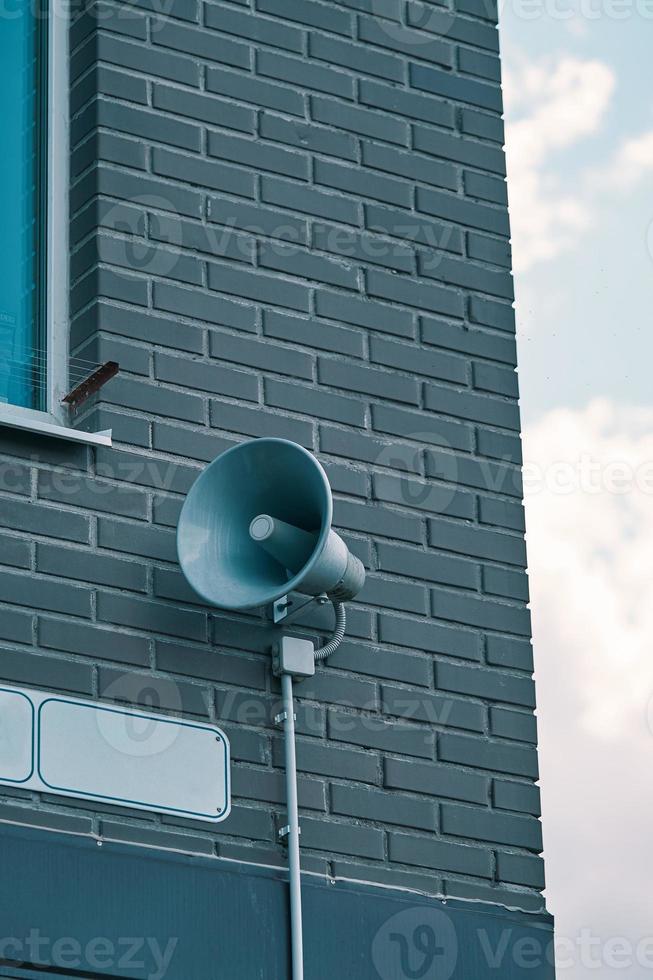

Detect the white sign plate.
xmin=0 ymin=685 xmax=230 ymax=822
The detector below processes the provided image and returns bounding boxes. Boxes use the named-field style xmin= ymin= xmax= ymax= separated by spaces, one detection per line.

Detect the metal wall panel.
xmin=0 ymin=823 xmax=554 ymax=980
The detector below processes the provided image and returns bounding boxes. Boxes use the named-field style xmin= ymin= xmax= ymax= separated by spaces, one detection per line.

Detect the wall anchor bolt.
xmin=279 ymin=825 xmax=300 ymax=840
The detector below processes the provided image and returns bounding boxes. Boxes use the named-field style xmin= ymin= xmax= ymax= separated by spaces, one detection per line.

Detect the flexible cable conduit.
xmin=314 ymin=602 xmax=346 ymax=661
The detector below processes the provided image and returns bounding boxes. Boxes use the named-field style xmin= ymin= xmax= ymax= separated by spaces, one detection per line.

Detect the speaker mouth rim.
xmin=176 ymin=437 xmax=334 ymax=611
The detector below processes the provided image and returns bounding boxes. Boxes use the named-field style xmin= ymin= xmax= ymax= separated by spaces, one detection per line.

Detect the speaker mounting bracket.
xmin=272 ymin=592 xmax=329 ymax=626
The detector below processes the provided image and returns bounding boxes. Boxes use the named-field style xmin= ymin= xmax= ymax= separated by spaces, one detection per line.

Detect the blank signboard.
xmin=0 ymin=685 xmax=230 ymax=821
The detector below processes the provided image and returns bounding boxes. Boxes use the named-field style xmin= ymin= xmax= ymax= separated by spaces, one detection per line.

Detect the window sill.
xmin=0 ymin=405 xmax=112 ymax=447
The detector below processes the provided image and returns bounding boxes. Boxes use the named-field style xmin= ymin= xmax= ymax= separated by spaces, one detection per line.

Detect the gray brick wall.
xmin=0 ymin=0 xmax=547 ymax=917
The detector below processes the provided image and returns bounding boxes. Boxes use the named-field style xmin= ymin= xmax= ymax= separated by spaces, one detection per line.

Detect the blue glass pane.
xmin=0 ymin=3 xmax=46 ymax=410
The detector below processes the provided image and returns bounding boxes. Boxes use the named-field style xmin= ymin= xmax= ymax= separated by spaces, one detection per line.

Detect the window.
xmin=0 ymin=4 xmax=110 ymax=447
xmin=0 ymin=1 xmax=48 ymax=411
xmin=0 ymin=0 xmax=99 ymax=444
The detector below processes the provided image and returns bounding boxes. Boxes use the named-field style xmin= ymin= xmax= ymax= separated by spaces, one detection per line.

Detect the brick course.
xmin=0 ymin=0 xmax=546 ymax=917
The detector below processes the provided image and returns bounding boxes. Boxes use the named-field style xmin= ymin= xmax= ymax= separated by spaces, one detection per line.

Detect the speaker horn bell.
xmin=176 ymin=438 xmax=365 ymax=612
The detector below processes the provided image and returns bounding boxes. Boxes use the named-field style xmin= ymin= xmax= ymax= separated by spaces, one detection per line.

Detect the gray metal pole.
xmin=281 ymin=671 xmax=304 ymax=980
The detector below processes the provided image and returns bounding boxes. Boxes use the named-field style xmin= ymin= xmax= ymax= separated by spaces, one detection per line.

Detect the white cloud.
xmin=505 ymin=57 xmax=615 ymax=168
xmin=523 ymin=399 xmax=653 ymax=976
xmin=503 ymin=55 xmax=616 ymax=273
xmin=592 ymin=128 xmax=653 ymax=190
xmin=505 ymin=52 xmax=653 ymax=275
xmin=525 ymin=398 xmax=653 ymax=735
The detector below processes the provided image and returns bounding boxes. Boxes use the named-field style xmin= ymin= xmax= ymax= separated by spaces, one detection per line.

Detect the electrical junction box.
xmin=273 ymin=636 xmax=316 ymax=679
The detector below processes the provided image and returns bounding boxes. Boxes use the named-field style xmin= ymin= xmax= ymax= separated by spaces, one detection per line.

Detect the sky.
xmin=499 ymin=2 xmax=653 ymax=975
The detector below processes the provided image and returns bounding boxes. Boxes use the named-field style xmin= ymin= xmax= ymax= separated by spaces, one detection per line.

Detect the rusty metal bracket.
xmin=62 ymin=361 xmax=119 ymax=412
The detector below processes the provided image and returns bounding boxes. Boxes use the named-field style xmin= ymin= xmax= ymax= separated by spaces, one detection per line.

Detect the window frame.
xmin=0 ymin=0 xmax=110 ymax=447
xmin=47 ymin=0 xmax=70 ymax=422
